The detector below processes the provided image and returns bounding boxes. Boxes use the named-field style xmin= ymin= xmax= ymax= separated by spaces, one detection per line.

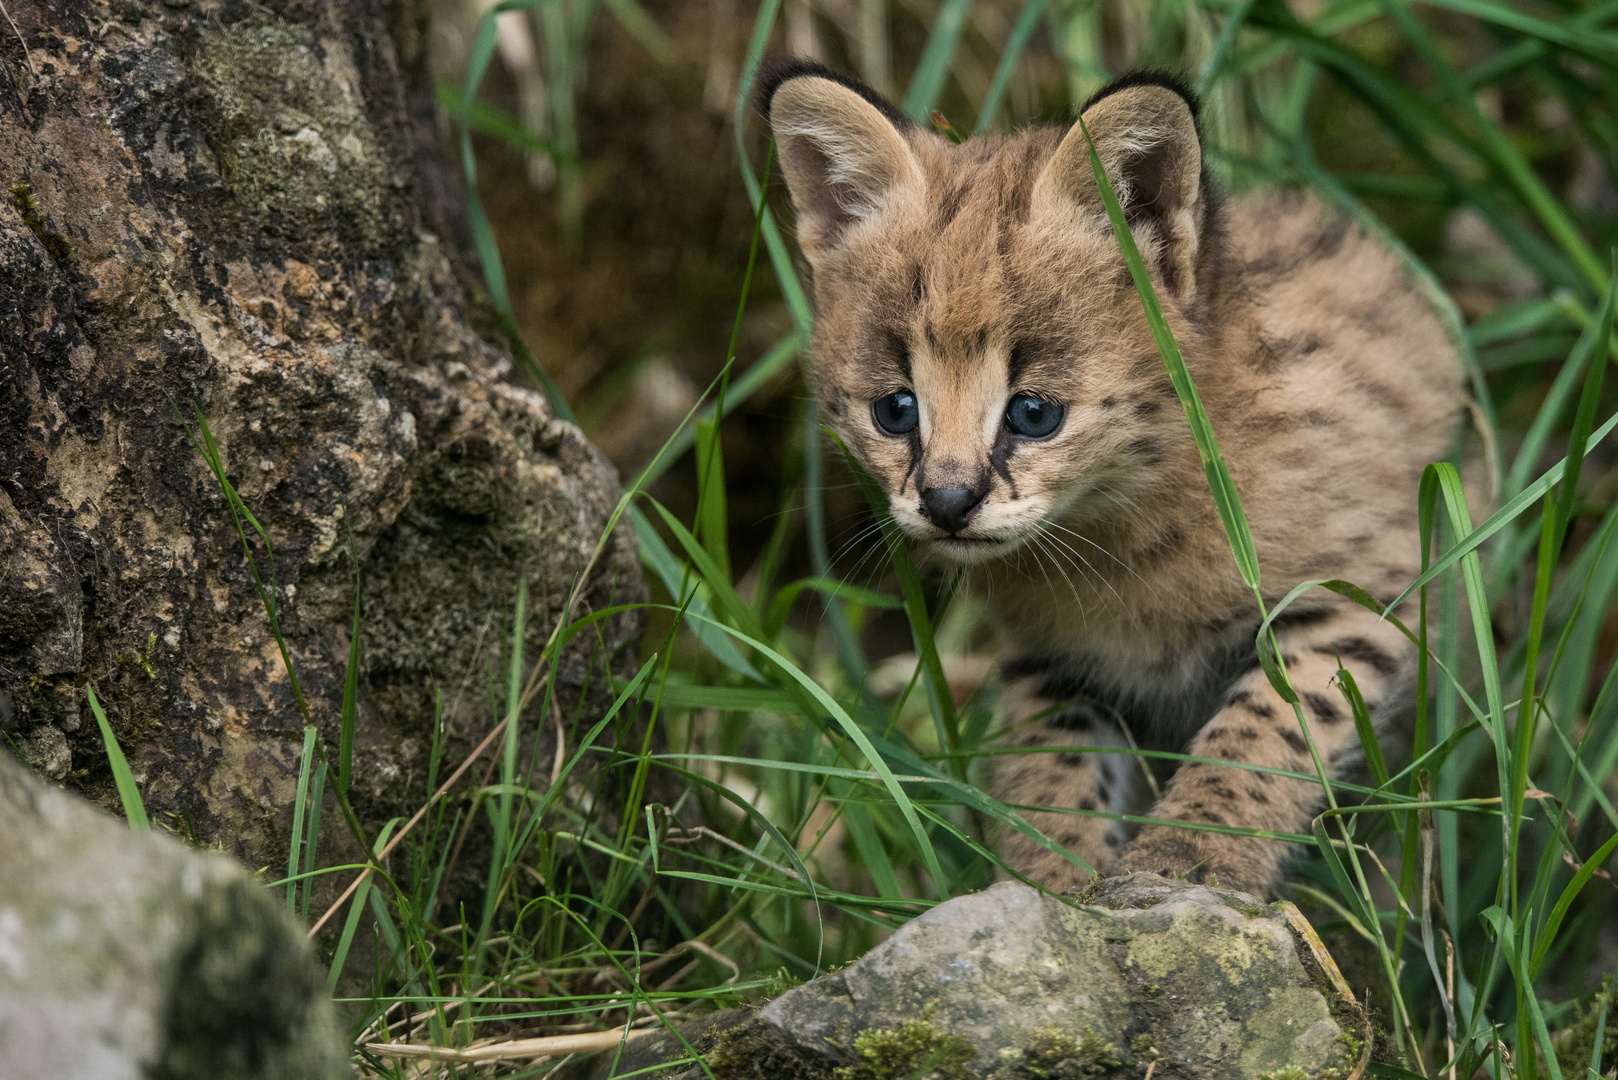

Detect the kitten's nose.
xmin=920 ymin=484 xmax=986 ymax=534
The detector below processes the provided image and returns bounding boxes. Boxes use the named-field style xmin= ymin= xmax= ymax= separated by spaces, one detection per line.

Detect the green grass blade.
xmin=599 ymin=0 xmax=675 ymax=62
xmin=831 ymin=433 xmax=961 ymax=766
xmin=684 ymin=612 xmax=950 ymax=900
xmin=633 ymin=507 xmax=763 ymax=682
xmin=300 ymin=760 xmax=326 ymax=922
xmin=329 ymin=819 xmax=400 ymax=993
xmin=1079 ymin=114 xmax=1262 ymax=592
xmin=1414 ymin=0 xmax=1618 ymax=67
xmin=1388 ymin=409 xmax=1618 ymax=609
xmin=432 ymin=80 xmax=573 ymax=162
xmin=1334 ymin=664 xmax=1389 ymax=788
xmin=733 ymin=0 xmax=814 ymax=339
xmin=1479 ymin=906 xmax=1565 ymax=1080
xmin=694 ymin=419 xmax=732 ymax=583
xmin=85 ymin=684 xmax=148 ymax=832
xmin=456 ymin=0 xmax=576 ymax=424
xmin=1200 ymin=0 xmax=1259 ymax=93
xmin=287 ymin=725 xmax=316 ymax=912
xmin=1529 ymin=828 xmax=1618 ymax=979
xmin=974 ymin=0 xmax=1049 ymax=133
xmin=903 ymin=0 xmax=974 ymax=122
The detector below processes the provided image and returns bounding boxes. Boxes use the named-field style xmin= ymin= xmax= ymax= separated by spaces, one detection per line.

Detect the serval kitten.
xmin=761 ymin=62 xmax=1463 ymax=898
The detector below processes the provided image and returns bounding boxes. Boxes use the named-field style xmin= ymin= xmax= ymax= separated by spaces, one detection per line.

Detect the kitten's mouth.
xmin=927 ymin=533 xmax=1019 ymax=563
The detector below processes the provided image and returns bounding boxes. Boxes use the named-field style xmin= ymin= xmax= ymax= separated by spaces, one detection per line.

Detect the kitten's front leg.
xmin=991 ymin=669 xmax=1143 ymax=893
xmin=1116 ymin=606 xmax=1411 ymax=897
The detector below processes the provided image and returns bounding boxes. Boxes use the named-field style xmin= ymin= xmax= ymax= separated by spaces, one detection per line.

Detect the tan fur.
xmin=767 ymin=70 xmax=1463 ymax=898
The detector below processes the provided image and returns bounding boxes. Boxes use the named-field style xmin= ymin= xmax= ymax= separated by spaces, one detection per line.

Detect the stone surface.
xmin=605 ymin=875 xmax=1363 ymax=1080
xmin=0 ymin=749 xmax=346 ymax=1079
xmin=0 ymin=1 xmax=644 ymax=882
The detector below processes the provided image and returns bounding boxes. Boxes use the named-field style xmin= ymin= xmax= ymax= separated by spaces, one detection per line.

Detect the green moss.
xmin=705 ymin=1022 xmax=835 ymax=1080
xmin=8 ymin=182 xmax=72 ymax=260
xmin=1256 ymin=1068 xmax=1311 ymax=1080
xmin=187 ymin=15 xmax=396 ymax=249
xmin=835 ymin=1020 xmax=975 ymax=1080
xmin=994 ymin=1025 xmax=1130 ymax=1079
xmin=1554 ymin=974 xmax=1618 ymax=1077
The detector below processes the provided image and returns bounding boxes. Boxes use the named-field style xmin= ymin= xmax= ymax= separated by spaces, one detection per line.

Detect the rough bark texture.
xmin=0 ymin=0 xmax=644 ymax=876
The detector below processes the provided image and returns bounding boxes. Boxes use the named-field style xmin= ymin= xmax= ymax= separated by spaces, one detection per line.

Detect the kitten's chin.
xmin=921 ymin=534 xmax=1021 ymax=565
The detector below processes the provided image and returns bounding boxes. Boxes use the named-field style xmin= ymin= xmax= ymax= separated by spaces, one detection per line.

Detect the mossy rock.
xmin=0 ymin=752 xmax=346 ymax=1079
xmin=600 ymin=876 xmax=1363 ymax=1080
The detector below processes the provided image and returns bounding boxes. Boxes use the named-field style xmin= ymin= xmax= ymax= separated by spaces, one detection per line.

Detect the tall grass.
xmin=103 ymin=0 xmax=1618 ymax=1076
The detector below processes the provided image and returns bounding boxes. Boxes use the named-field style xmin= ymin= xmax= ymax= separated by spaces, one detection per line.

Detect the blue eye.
xmin=873 ymin=391 xmax=919 ymax=436
xmin=1005 ymin=393 xmax=1063 ymax=438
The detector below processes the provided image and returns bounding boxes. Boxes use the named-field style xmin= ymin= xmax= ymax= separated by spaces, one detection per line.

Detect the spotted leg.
xmin=990 ymin=668 xmax=1145 ymax=893
xmin=1116 ymin=603 xmax=1412 ymax=897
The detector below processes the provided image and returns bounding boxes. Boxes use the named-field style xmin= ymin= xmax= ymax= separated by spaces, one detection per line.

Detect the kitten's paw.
xmin=1114 ymin=827 xmax=1276 ymax=898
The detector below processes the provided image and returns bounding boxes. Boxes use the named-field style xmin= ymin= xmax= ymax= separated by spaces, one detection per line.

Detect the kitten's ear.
xmin=1033 ymin=75 xmax=1208 ymax=298
xmin=762 ymin=63 xmax=925 ymax=264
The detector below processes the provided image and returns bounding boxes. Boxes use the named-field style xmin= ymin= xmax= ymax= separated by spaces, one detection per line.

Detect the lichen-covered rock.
xmin=0 ymin=1 xmax=644 ymax=881
xmin=611 ymin=875 xmax=1363 ymax=1080
xmin=0 ymin=749 xmax=346 ymax=1079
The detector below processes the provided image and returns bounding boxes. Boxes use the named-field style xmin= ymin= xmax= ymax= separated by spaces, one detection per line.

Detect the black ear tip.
xmin=1080 ymin=69 xmax=1202 ymax=131
xmin=755 ymin=57 xmax=914 ymax=129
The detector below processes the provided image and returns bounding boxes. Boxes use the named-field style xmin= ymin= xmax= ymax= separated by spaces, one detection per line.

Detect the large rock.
xmin=611 ymin=875 xmax=1364 ymax=1080
xmin=0 ymin=750 xmax=346 ymax=1079
xmin=0 ymin=1 xmax=644 ymax=880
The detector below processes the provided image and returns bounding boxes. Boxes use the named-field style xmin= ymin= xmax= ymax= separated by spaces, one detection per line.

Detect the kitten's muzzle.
xmin=920 ymin=483 xmax=987 ymax=535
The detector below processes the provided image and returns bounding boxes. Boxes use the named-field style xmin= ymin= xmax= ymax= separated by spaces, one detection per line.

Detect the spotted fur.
xmin=763 ymin=62 xmax=1464 ymax=898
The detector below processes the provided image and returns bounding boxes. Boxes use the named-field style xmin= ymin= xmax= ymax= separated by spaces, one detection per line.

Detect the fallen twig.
xmin=366 ymin=1027 xmax=655 ymax=1063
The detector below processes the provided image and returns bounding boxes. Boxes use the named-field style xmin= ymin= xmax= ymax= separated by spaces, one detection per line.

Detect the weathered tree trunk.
xmin=0 ymin=1 xmax=643 ymax=876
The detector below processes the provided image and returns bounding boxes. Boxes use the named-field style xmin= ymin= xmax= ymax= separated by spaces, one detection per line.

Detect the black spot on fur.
xmin=1003 ymin=655 xmax=1059 ymax=681
xmin=1305 ymin=218 xmax=1351 ymax=261
xmin=1078 ymin=797 xmax=1099 ymax=812
xmin=936 ymin=181 xmax=968 ymax=231
xmin=1318 ymin=636 xmax=1400 ymax=678
xmin=1008 ymin=342 xmax=1032 ymax=386
xmin=1138 ymin=525 xmax=1184 ymax=565
xmin=1126 ymin=436 xmax=1162 ymax=463
xmin=1100 ymin=396 xmax=1118 ymax=410
xmin=1270 ymin=605 xmax=1337 ymax=631
xmin=1357 ymin=379 xmax=1408 ymax=414
xmin=1247 ymin=786 xmax=1270 ymax=805
xmin=1279 ymin=728 xmax=1309 ymax=756
xmin=989 ymin=433 xmax=1019 ymax=498
xmin=1303 ymin=691 xmax=1343 ymax=724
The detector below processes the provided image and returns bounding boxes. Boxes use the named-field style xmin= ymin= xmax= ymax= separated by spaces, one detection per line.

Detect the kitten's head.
xmin=762 ymin=63 xmax=1219 ymax=565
